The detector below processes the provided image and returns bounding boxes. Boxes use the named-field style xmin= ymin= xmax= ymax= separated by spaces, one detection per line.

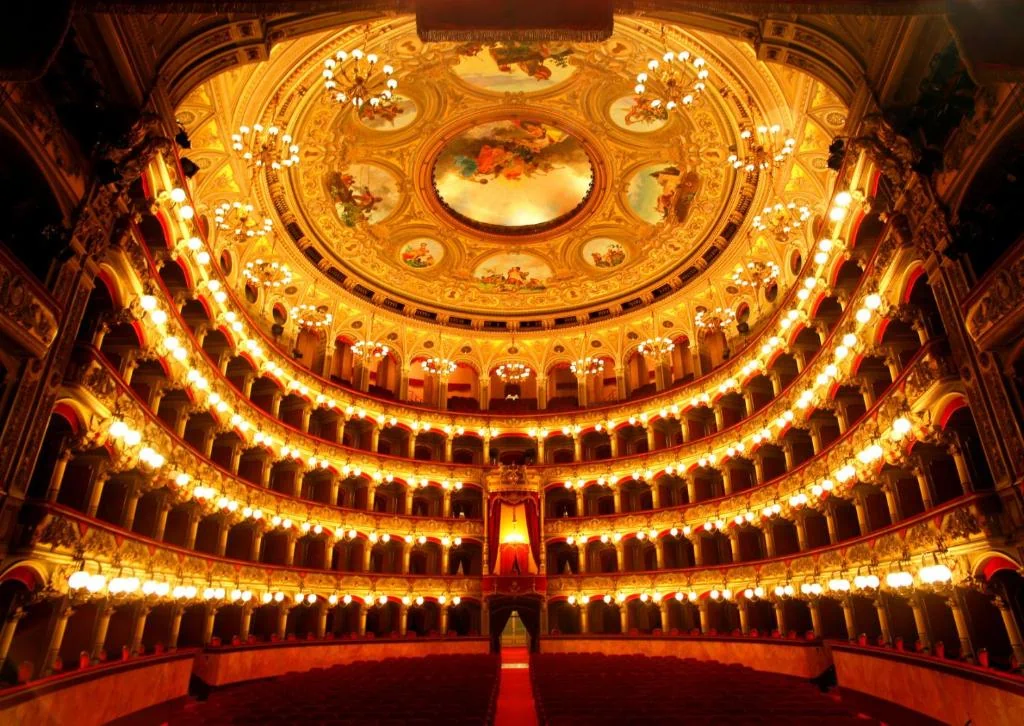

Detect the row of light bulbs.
xmin=68 ymin=570 xmax=470 ymax=607
xmin=153 ymin=162 xmax=865 ymax=444
xmin=153 ymin=187 xmax=875 ymax=483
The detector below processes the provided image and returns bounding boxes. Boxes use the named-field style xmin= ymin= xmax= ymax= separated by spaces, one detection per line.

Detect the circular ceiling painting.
xmin=399 ymin=238 xmax=444 ymax=270
xmin=626 ymin=163 xmax=701 ymax=225
xmin=326 ymin=164 xmax=400 ymax=227
xmin=432 ymin=117 xmax=594 ymax=234
xmin=451 ymin=42 xmax=577 ymax=93
xmin=609 ymin=95 xmax=670 ymax=133
xmin=582 ymin=238 xmax=627 ymax=269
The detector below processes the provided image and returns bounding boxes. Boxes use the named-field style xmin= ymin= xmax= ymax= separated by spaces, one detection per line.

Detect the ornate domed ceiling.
xmin=177 ymin=15 xmax=845 ymax=332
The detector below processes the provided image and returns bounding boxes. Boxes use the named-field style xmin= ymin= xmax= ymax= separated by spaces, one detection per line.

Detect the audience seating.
xmin=169 ymin=654 xmax=499 ymax=725
xmin=530 ymin=653 xmax=877 ymax=725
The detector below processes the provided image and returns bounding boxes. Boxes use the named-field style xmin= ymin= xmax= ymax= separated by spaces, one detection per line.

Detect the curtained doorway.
xmin=489 ymin=594 xmax=542 ymax=654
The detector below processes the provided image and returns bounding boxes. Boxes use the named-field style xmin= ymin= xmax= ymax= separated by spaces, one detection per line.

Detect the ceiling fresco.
xmin=176 ymin=15 xmax=845 ymax=331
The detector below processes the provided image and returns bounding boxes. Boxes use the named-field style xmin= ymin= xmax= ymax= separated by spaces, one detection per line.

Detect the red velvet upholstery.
xmin=530 ymin=653 xmax=879 ymax=725
xmin=170 ymin=654 xmax=499 ymax=724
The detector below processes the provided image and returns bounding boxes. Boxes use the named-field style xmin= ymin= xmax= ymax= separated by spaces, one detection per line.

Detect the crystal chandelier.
xmin=731 ymin=259 xmax=780 ymax=290
xmin=638 ymin=336 xmax=675 ymax=359
xmin=638 ymin=312 xmax=675 ymax=360
xmin=230 ymin=123 xmax=300 ymax=173
xmin=727 ymin=125 xmax=795 ymax=173
xmin=751 ymin=201 xmax=812 ymax=245
xmin=322 ymin=48 xmax=398 ymax=109
xmin=243 ymin=259 xmax=292 ymax=289
xmin=352 ymin=340 xmax=390 ymax=359
xmin=496 ymin=361 xmax=531 ymax=383
xmin=421 ymin=356 xmax=458 ymax=377
xmin=214 ymin=201 xmax=272 ymax=244
xmin=570 ymin=356 xmax=605 ymax=378
xmin=695 ymin=305 xmax=737 ymax=333
xmin=633 ymin=50 xmax=709 ymax=113
xmin=290 ymin=304 xmax=333 ymax=332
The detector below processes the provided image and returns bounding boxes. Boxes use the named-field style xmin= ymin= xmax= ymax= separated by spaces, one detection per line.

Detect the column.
xmin=753 ymin=456 xmax=766 ymax=485
xmin=358 ymin=605 xmax=368 ymax=636
xmin=46 ymin=448 xmax=73 ymax=502
xmin=763 ymin=524 xmax=776 ymax=558
xmin=615 ymin=540 xmax=626 ymax=571
xmin=482 ymin=436 xmax=491 ymax=464
xmin=698 ymin=600 xmax=710 ymax=633
xmin=795 ymin=517 xmax=809 ymax=551
xmin=841 ymin=598 xmax=857 ymax=641
xmin=399 ymin=367 xmax=410 ymax=400
xmin=913 ymin=463 xmax=935 ymax=510
xmin=328 ymin=475 xmax=341 ymax=507
xmin=619 ymin=604 xmax=629 ymax=634
xmin=575 ymin=489 xmax=584 ymax=517
xmin=874 ymin=596 xmax=892 ymax=645
xmin=276 ymin=604 xmax=289 ymax=640
xmin=947 ymin=592 xmax=974 ymax=659
xmin=444 ymin=437 xmax=453 ymax=463
xmin=859 ymin=380 xmax=876 ymax=409
xmin=573 ymin=437 xmax=582 ymax=462
xmin=835 ymin=405 xmax=849 ymax=434
xmin=536 ymin=437 xmax=545 ymax=464
xmin=660 ymin=599 xmax=672 ymax=632
xmin=579 ymin=605 xmax=589 ymax=635
xmin=576 ymin=378 xmax=588 ymax=408
xmin=654 ymin=537 xmax=665 ymax=569
xmin=441 ymin=546 xmax=450 ymax=575
xmin=609 ymin=434 xmax=620 ymax=457
xmin=769 ymin=371 xmax=782 ymax=396
xmin=370 ymin=425 xmax=381 ymax=453
xmin=685 ymin=478 xmax=697 ymax=504
xmin=948 ymin=443 xmax=973 ymax=493
xmin=90 ymin=601 xmax=114 ymax=660
xmin=536 ymin=376 xmax=547 ymax=410
xmin=283 ymin=534 xmax=297 ymax=566
xmin=854 ymin=495 xmax=871 ymax=535
xmin=239 ymin=603 xmax=253 ymax=642
xmin=728 ymin=530 xmax=742 ymax=563
xmin=362 ymin=542 xmax=373 ymax=572
xmin=406 ymin=432 xmax=416 ymax=459
xmin=909 ymin=594 xmax=932 ymax=651
xmin=646 ymin=426 xmax=657 ymax=453
xmin=481 ymin=599 xmax=490 ymax=637
xmin=131 ymin=604 xmax=151 ymax=654
xmin=994 ymin=596 xmax=1024 ymax=666
xmin=230 ymin=444 xmax=242 ymax=475
xmin=300 ymin=405 xmax=312 ymax=433
xmin=216 ymin=520 xmax=230 ymax=557
xmin=404 ymin=487 xmax=414 ymax=515
xmin=773 ymin=601 xmax=786 ymax=635
xmin=85 ymin=472 xmax=109 ymax=517
xmin=365 ymin=482 xmax=377 ymax=511
xmin=42 ymin=602 xmax=74 ymax=675
xmin=722 ymin=466 xmax=735 ymax=496
xmin=250 ymin=528 xmax=264 ymax=562
xmin=121 ymin=487 xmax=142 ymax=530
xmin=650 ymin=481 xmax=661 ymax=509
xmin=680 ymin=417 xmax=691 ymax=443
xmin=168 ymin=605 xmax=184 ymax=650
xmin=824 ymin=509 xmax=839 ymax=545
xmin=184 ymin=512 xmax=201 ymax=549
xmin=612 ymin=487 xmax=622 ymax=513
xmin=738 ymin=600 xmax=750 ymax=635
xmin=742 ymin=390 xmax=756 ymax=417
xmin=809 ymin=600 xmax=823 ymax=638
xmin=0 ymin=608 xmax=26 ymax=668
xmin=713 ymin=406 xmax=725 ymax=432
xmin=883 ymin=483 xmax=903 ymax=523
xmin=241 ymin=374 xmax=255 ymax=398
xmin=440 ymin=606 xmax=449 ymax=635
xmin=809 ymin=425 xmax=824 ymax=455
xmin=270 ymin=391 xmax=283 ymax=418
xmin=402 ymin=542 xmax=412 ymax=573
xmin=690 ymin=536 xmax=704 ymax=566
xmin=311 ymin=603 xmax=327 ymax=639
xmin=781 ymin=442 xmax=795 ymax=470
xmin=443 ymin=490 xmax=453 ymax=518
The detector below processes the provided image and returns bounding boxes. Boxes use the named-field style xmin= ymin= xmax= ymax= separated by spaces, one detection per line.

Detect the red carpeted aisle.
xmin=495 ymin=646 xmax=538 ymax=726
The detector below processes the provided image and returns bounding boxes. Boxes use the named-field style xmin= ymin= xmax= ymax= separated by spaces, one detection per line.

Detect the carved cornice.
xmin=0 ymin=246 xmax=59 ymax=358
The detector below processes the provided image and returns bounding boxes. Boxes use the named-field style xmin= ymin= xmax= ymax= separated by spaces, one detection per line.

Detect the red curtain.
xmin=524 ymin=497 xmax=540 ymax=569
xmin=488 ymin=497 xmax=502 ymax=574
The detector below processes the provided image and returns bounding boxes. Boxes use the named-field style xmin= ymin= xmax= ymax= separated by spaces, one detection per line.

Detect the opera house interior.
xmin=1 ymin=1 xmax=1024 ymax=724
